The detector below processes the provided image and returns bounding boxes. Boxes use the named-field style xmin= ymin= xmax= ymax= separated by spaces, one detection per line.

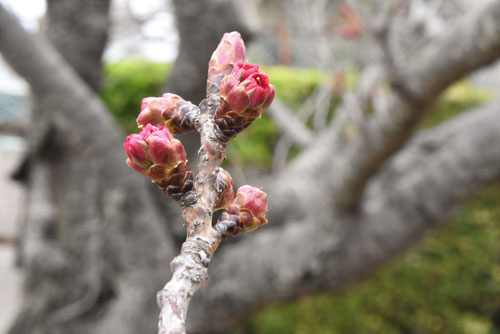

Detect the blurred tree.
xmin=0 ymin=1 xmax=499 ymax=333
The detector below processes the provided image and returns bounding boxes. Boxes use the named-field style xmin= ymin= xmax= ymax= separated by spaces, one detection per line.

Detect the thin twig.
xmin=156 ymin=89 xmax=229 ymax=333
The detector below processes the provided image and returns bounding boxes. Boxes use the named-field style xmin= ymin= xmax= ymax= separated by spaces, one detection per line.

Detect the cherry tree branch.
xmin=154 ymin=33 xmax=272 ymax=333
xmin=156 ymin=93 xmax=230 ymax=333
xmin=187 ymin=97 xmax=500 ymax=333
xmin=0 ymin=5 xmax=122 ymax=161
xmin=262 ymin=0 xmax=500 ymax=226
xmin=325 ymin=0 xmax=500 ymax=211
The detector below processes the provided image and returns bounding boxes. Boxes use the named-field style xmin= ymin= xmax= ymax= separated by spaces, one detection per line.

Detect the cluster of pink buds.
xmin=212 ymin=168 xmax=268 ymax=236
xmin=123 ymin=31 xmax=270 ymax=236
xmin=124 ymin=124 xmax=194 ymax=202
xmin=207 ymin=32 xmax=275 ymax=140
xmin=216 ymin=63 xmax=275 ymax=139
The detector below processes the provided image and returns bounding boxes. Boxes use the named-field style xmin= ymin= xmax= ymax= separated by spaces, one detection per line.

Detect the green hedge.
xmin=101 ymin=59 xmax=498 ymax=334
xmin=101 ymin=59 xmax=171 ymax=134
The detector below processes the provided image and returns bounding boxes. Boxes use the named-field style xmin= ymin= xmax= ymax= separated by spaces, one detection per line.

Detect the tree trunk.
xmin=7 ymin=2 xmax=175 ymax=333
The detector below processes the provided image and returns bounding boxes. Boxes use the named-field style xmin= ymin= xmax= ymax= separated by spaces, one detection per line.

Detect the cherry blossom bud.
xmin=207 ymin=31 xmax=246 ymax=91
xmin=214 ymin=168 xmax=234 ymax=210
xmin=137 ymin=93 xmax=197 ymax=134
xmin=122 ymin=133 xmax=151 ymax=174
xmin=220 ymin=63 xmax=275 ymax=118
xmin=229 ymin=186 xmax=267 ymax=232
xmin=123 ymin=124 xmax=194 ymax=202
xmin=216 ymin=63 xmax=275 ymax=139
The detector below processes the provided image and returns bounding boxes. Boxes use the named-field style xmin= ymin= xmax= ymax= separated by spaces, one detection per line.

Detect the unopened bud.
xmin=214 ymin=168 xmax=234 ymax=210
xmin=216 ymin=63 xmax=275 ymax=140
xmin=137 ymin=93 xmax=197 ymax=134
xmin=123 ymin=124 xmax=194 ymax=202
xmin=207 ymin=31 xmax=246 ymax=92
xmin=225 ymin=185 xmax=267 ymax=232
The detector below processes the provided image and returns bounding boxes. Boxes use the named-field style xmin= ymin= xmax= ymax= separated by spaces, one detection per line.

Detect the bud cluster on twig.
xmin=122 ymin=31 xmax=274 ymax=334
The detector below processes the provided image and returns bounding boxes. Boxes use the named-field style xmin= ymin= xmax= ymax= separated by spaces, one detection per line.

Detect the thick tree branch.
xmin=187 ymin=99 xmax=500 ymax=332
xmin=0 ymin=5 xmax=121 ymax=162
xmin=45 ymin=0 xmax=110 ymax=92
xmin=265 ymin=0 xmax=500 ymax=223
xmin=344 ymin=98 xmax=500 ymax=279
xmin=1 ymin=5 xmax=179 ymax=334
xmin=327 ymin=0 xmax=500 ymax=211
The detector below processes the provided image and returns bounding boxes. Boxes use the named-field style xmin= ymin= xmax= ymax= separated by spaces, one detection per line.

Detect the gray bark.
xmin=1 ymin=3 xmax=175 ymax=334
xmin=44 ymin=0 xmax=110 ymax=92
xmin=0 ymin=0 xmax=500 ymax=333
xmin=163 ymin=0 xmax=252 ymax=104
xmin=188 ymin=97 xmax=500 ymax=333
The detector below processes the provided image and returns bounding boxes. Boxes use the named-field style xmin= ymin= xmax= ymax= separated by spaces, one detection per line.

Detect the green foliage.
xmin=100 ymin=59 xmax=171 ymax=134
xmin=422 ymin=81 xmax=494 ymax=128
xmin=262 ymin=66 xmax=325 ymax=109
xmin=102 ymin=61 xmax=498 ymax=333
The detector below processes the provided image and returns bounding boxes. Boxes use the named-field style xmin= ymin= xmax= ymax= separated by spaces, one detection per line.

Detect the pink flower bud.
xmin=210 ymin=32 xmax=246 ymax=75
xmin=207 ymin=32 xmax=246 ymax=90
xmin=214 ymin=168 xmax=235 ymax=210
xmin=137 ymin=94 xmax=197 ymax=134
xmin=220 ymin=63 xmax=275 ymax=119
xmin=124 ymin=124 xmax=187 ymax=182
xmin=123 ymin=133 xmax=151 ymax=174
xmin=231 ymin=185 xmax=268 ymax=231
xmin=137 ymin=97 xmax=170 ymax=128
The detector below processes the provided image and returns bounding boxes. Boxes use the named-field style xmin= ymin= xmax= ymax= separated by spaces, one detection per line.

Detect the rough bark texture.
xmin=1 ymin=0 xmax=500 ymax=333
xmin=44 ymin=0 xmax=110 ymax=92
xmin=2 ymin=2 xmax=174 ymax=334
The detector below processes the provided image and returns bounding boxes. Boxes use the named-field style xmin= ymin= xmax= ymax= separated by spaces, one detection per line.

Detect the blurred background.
xmin=1 ymin=0 xmax=500 ymax=333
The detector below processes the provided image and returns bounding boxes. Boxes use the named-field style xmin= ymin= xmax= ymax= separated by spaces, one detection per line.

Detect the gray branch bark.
xmin=187 ymin=98 xmax=500 ymax=333
xmin=0 ymin=4 xmax=176 ymax=334
xmin=327 ymin=0 xmax=500 ymax=211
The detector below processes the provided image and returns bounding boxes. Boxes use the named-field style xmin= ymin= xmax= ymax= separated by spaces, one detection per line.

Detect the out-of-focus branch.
xmin=1 ymin=8 xmax=178 ymax=334
xmin=0 ymin=5 xmax=122 ymax=160
xmin=188 ymin=98 xmax=500 ymax=333
xmin=328 ymin=0 xmax=500 ymax=211
xmin=0 ymin=120 xmax=26 ymax=136
xmin=267 ymin=99 xmax=314 ymax=148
